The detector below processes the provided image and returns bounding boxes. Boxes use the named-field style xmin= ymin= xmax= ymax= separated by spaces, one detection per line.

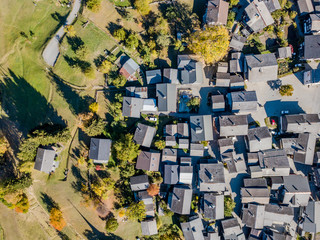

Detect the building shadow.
xmin=264 ymin=100 xmax=305 ymax=117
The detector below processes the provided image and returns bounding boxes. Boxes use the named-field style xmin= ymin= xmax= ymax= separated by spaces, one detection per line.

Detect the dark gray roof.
xmin=190 ymin=115 xmax=213 ymax=142
xmin=264 ymin=204 xmax=294 ymax=215
xmin=199 ymin=163 xmax=225 ymax=192
xmin=179 ymin=138 xmax=189 ymax=149
xmin=179 ymin=61 xmax=204 ymax=84
xmin=219 ymin=115 xmax=248 ymax=137
xmin=164 ymin=165 xmax=179 ymax=184
xmin=303 ymin=69 xmax=320 ymax=85
xmin=300 ymin=201 xmax=320 ymax=233
xmin=229 ymin=34 xmax=247 ymax=51
xmin=169 ymin=185 xmax=192 ymax=215
xmin=258 ymin=149 xmax=290 ymax=169
xmin=228 ymin=91 xmax=258 ymax=112
xmin=221 ymin=218 xmax=242 ymax=235
xmin=277 ymin=47 xmax=292 ymax=59
xmin=181 ymin=217 xmax=205 ymax=240
xmin=34 ymin=147 xmax=56 ymax=174
xmin=166 ymin=124 xmax=177 ymax=136
xmin=244 ymin=178 xmax=268 ymax=188
xmin=247 ymin=127 xmax=272 ymax=152
xmin=134 ymin=123 xmax=156 ymax=147
xmin=162 ymin=148 xmax=177 ymax=163
xmin=141 ymin=218 xmax=158 ymax=236
xmin=146 ymin=69 xmax=162 ymax=84
xmin=166 ymin=136 xmax=177 ymax=147
xmin=178 ymin=55 xmax=192 ymax=69
xmin=230 ymin=75 xmax=245 ymax=89
xmin=242 ymin=204 xmax=265 ymax=229
xmin=190 ymin=143 xmax=204 ymax=156
xmin=136 ymin=151 xmax=160 ymax=171
xmin=130 ymin=175 xmax=149 ymax=191
xmin=156 ymin=83 xmax=177 ymax=112
xmin=304 ymin=35 xmax=320 ymax=60
xmin=282 ymin=113 xmax=320 ymax=133
xmin=163 ymin=68 xmax=179 ymax=84
xmin=122 ymin=97 xmax=144 ymax=118
xmin=218 ymin=138 xmax=234 ymax=153
xmin=283 ymin=175 xmax=311 ymax=193
xmin=264 ymin=0 xmax=281 ymax=12
xmin=89 ymin=138 xmax=112 ymax=164
xmin=204 ymin=0 xmax=229 ymax=25
xmin=177 ymin=122 xmax=189 ymax=137
xmin=203 ymin=194 xmax=224 ymax=220
xmin=245 ymin=53 xmax=278 ymax=69
xmin=298 ymin=0 xmax=314 ymax=14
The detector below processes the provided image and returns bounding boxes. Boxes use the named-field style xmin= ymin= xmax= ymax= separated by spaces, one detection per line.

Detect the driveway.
xmin=42 ymin=0 xmax=82 ymax=66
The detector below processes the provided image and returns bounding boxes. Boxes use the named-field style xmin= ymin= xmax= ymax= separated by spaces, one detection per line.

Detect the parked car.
xmin=295 ymin=63 xmax=303 ymax=67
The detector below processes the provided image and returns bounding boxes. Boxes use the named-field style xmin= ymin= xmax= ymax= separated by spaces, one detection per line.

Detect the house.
xmin=244 ymin=53 xmax=278 ymax=82
xmin=264 ymin=0 xmax=281 ymax=12
xmin=177 ymin=55 xmax=204 ymax=84
xmin=134 ymin=123 xmax=156 ymax=148
xmin=249 ymin=149 xmax=290 ymax=178
xmin=162 ymin=148 xmax=177 ymax=164
xmin=305 ymin=14 xmax=320 ymax=34
xmin=230 ymin=52 xmax=245 ymax=73
xmin=280 ymin=133 xmax=317 ymax=165
xmin=136 ymin=151 xmax=161 ymax=171
xmin=146 ymin=69 xmax=162 ymax=84
xmin=119 ymin=57 xmax=140 ymax=81
xmin=130 ymin=175 xmax=149 ymax=191
xmin=126 ymin=86 xmax=148 ymax=98
xmin=181 ymin=217 xmax=205 ymax=240
xmin=202 ymin=193 xmax=224 ymax=219
xmin=227 ymin=91 xmax=258 ymax=112
xmin=303 ymin=69 xmax=320 ymax=85
xmin=221 ymin=218 xmax=245 ymax=240
xmin=298 ymin=0 xmax=314 ymax=15
xmin=190 ymin=115 xmax=213 ymax=142
xmin=263 ymin=204 xmax=294 ymax=227
xmin=281 ymin=175 xmax=311 ymax=207
xmin=198 ymin=163 xmax=226 ymax=192
xmin=179 ymin=138 xmax=189 ymax=149
xmin=244 ymin=0 xmax=275 ymax=33
xmin=177 ymin=122 xmax=189 ymax=137
xmin=179 ymin=165 xmax=193 ymax=185
xmin=34 ymin=147 xmax=58 ymax=174
xmin=164 ymin=165 xmax=179 ymax=184
xmin=271 ymin=176 xmax=284 ymax=190
xmin=156 ymin=83 xmax=177 ymax=113
xmin=217 ymin=62 xmax=229 ymax=73
xmin=246 ymin=127 xmax=272 ymax=152
xmin=247 ymin=152 xmax=259 ymax=165
xmin=229 ymin=34 xmax=247 ymax=52
xmin=89 ymin=138 xmax=112 ymax=164
xmin=141 ymin=218 xmax=158 ymax=236
xmin=277 ymin=47 xmax=292 ymax=59
xmin=137 ymin=191 xmax=155 ymax=217
xmin=212 ymin=94 xmax=225 ymax=112
xmin=241 ymin=178 xmax=270 ymax=204
xmin=168 ymin=185 xmax=193 ymax=215
xmin=215 ymin=72 xmax=230 ymax=87
xmin=230 ymin=75 xmax=245 ymax=90
xmin=242 ymin=204 xmax=266 ymax=229
xmin=298 ymin=201 xmax=320 ymax=235
xmin=281 ymin=113 xmax=320 ymax=133
xmin=166 ymin=136 xmax=177 ymax=147
xmin=163 ymin=68 xmax=179 ymax=84
xmin=203 ymin=0 xmax=229 ymax=26
xmin=222 ymin=152 xmax=247 ymax=173
xmin=219 ymin=138 xmax=234 ymax=153
xmin=165 ymin=124 xmax=177 ymax=136
xmin=190 ymin=143 xmax=204 ymax=156
xmin=304 ymin=35 xmax=320 ymax=60
xmin=122 ymin=97 xmax=157 ymax=118
xmin=219 ymin=115 xmax=248 ymax=137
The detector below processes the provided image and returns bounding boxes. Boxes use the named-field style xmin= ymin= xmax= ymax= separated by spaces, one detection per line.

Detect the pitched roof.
xmin=122 ymin=97 xmax=144 ymax=118
xmin=244 ymin=178 xmax=268 ymax=188
xmin=242 ymin=204 xmax=265 ymax=229
xmin=162 ymin=148 xmax=177 ymax=163
xmin=247 ymin=127 xmax=272 ymax=152
xmin=298 ymin=0 xmax=314 ymax=14
xmin=277 ymin=47 xmax=292 ymax=59
xmin=245 ymin=0 xmax=274 ymax=32
xmin=181 ymin=217 xmax=205 ymax=240
xmin=205 ymin=0 xmax=229 ymax=25
xmin=34 ymin=147 xmax=56 ymax=174
xmin=136 ymin=151 xmax=160 ymax=171
xmin=303 ymin=69 xmax=320 ymax=85
xmin=283 ymin=175 xmax=311 ymax=193
xmin=264 ymin=0 xmax=281 ymax=12
xmin=179 ymin=165 xmax=193 ymax=185
xmin=179 ymin=61 xmax=204 ymax=84
xmin=219 ymin=115 xmax=248 ymax=137
xmin=169 ymin=185 xmax=193 ymax=215
xmin=199 ymin=163 xmax=226 ymax=192
xmin=301 ymin=201 xmax=320 ymax=233
xmin=89 ymin=138 xmax=112 ymax=164
xmin=203 ymin=194 xmax=224 ymax=219
xmin=146 ymin=69 xmax=162 ymax=84
xmin=245 ymin=53 xmax=278 ymax=69
xmin=282 ymin=113 xmax=320 ymax=133
xmin=190 ymin=115 xmax=213 ymax=142
xmin=141 ymin=218 xmax=158 ymax=236
xmin=190 ymin=143 xmax=204 ymax=156
xmin=228 ymin=91 xmax=258 ymax=112
xmin=309 ymin=14 xmax=320 ymax=32
xmin=134 ymin=123 xmax=156 ymax=147
xmin=163 ymin=68 xmax=179 ymax=84
xmin=164 ymin=165 xmax=179 ymax=184
xmin=120 ymin=58 xmax=139 ymax=80
xmin=166 ymin=124 xmax=177 ymax=136
xmin=130 ymin=175 xmax=149 ymax=191
xmin=156 ymin=83 xmax=177 ymax=112
xmin=229 ymin=34 xmax=247 ymax=51
xmin=177 ymin=122 xmax=189 ymax=137
xmin=304 ymin=35 xmax=320 ymax=60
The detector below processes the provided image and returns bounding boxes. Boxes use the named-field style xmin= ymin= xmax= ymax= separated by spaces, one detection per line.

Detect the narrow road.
xmin=42 ymin=0 xmax=82 ymax=66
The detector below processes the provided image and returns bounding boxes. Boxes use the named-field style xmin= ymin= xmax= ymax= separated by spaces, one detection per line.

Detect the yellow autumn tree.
xmin=188 ymin=26 xmax=230 ymax=64
xmin=50 ymin=208 xmax=66 ymax=231
xmin=64 ymin=25 xmax=76 ymax=37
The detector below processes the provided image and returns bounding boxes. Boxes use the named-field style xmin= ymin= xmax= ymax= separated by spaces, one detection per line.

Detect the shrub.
xmin=279 ymin=84 xmax=294 ymax=96
xmin=154 ymin=140 xmax=166 ymax=150
xmin=89 ymin=102 xmax=99 ymax=113
xmin=224 ymin=195 xmax=235 ymax=217
xmin=125 ymin=201 xmax=146 ymax=221
xmin=147 ymin=184 xmax=159 ymax=196
xmin=105 ymin=217 xmax=119 ymax=232
xmin=86 ymin=0 xmax=101 ymax=12
xmin=50 ymin=208 xmax=66 ymax=231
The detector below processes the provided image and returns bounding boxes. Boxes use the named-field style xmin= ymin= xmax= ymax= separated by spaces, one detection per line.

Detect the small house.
xmin=130 ymin=175 xmax=149 ymax=191
xmin=202 ymin=193 xmax=224 ymax=220
xmin=221 ymin=218 xmax=245 ymax=240
xmin=136 ymin=151 xmax=161 ymax=171
xmin=212 ymin=94 xmax=225 ymax=112
xmin=119 ymin=57 xmax=140 ymax=81
xmin=203 ymin=0 xmax=229 ymax=26
xmin=230 ymin=75 xmax=245 ymax=90
xmin=89 ymin=138 xmax=112 ymax=165
xmin=227 ymin=91 xmax=258 ymax=112
xmin=190 ymin=143 xmax=204 ymax=156
xmin=181 ymin=217 xmax=205 ymax=240
xmin=34 ymin=147 xmax=58 ymax=174
xmin=305 ymin=14 xmax=320 ymax=34
xmin=242 ymin=204 xmax=266 ymax=229
xmin=164 ymin=165 xmax=179 ymax=185
xmin=165 ymin=136 xmax=177 ymax=147
xmin=277 ymin=47 xmax=292 ymax=59
xmin=168 ymin=185 xmax=192 ymax=215
xmin=162 ymin=148 xmax=177 ymax=164
xmin=246 ymin=127 xmax=272 ymax=152
xmin=215 ymin=72 xmax=230 ymax=87
xmin=190 ymin=115 xmax=213 ymax=142
xmin=163 ymin=68 xmax=179 ymax=84
xmin=298 ymin=0 xmax=314 ymax=15
xmin=281 ymin=113 xmax=320 ymax=133
xmin=156 ymin=83 xmax=177 ymax=113
xmin=146 ymin=69 xmax=162 ymax=85
xmin=198 ymin=163 xmax=226 ymax=192
xmin=134 ymin=123 xmax=156 ymax=148
xmin=229 ymin=34 xmax=247 ymax=52
xmin=177 ymin=55 xmax=204 ymax=84
xmin=179 ymin=165 xmax=193 ymax=185
xmin=178 ymin=138 xmax=189 ymax=149
xmin=165 ymin=124 xmax=177 ymax=136
xmin=177 ymin=122 xmax=189 ymax=138
xmin=219 ymin=115 xmax=248 ymax=137
xmin=141 ymin=218 xmax=158 ymax=236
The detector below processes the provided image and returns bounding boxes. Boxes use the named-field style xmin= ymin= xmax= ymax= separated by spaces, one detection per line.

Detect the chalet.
xmin=198 ymin=163 xmax=226 ymax=192
xmin=89 ymin=138 xmax=112 ymax=164
xmin=203 ymin=0 xmax=229 ymax=26
xmin=130 ymin=175 xmax=149 ymax=191
xmin=164 ymin=165 xmax=179 ymax=185
xmin=202 ymin=194 xmax=224 ymax=220
xmin=190 ymin=115 xmax=213 ymax=142
xmin=134 ymin=123 xmax=156 ymax=147
xmin=34 ymin=147 xmax=58 ymax=174
xmin=156 ymin=83 xmax=177 ymax=113
xmin=281 ymin=113 xmax=320 ymax=133
xmin=168 ymin=185 xmax=192 ymax=215
xmin=219 ymin=115 xmax=248 ymax=137
xmin=162 ymin=148 xmax=177 ymax=164
xmin=227 ymin=91 xmax=258 ymax=112
xmin=246 ymin=127 xmax=272 ymax=152
xmin=119 ymin=57 xmax=140 ymax=81
xmin=177 ymin=55 xmax=204 ymax=84
xmin=181 ymin=217 xmax=205 ymax=240
xmin=136 ymin=151 xmax=161 ymax=171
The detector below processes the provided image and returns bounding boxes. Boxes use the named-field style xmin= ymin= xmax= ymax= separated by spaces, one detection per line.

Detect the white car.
xmin=149 ymin=117 xmax=157 ymax=122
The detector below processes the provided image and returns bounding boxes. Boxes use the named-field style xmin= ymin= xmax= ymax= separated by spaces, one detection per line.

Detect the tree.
xmin=289 ymin=11 xmax=297 ymax=19
xmin=134 ymin=0 xmax=151 ymax=15
xmin=64 ymin=25 xmax=76 ymax=37
xmin=113 ymin=28 xmax=126 ymax=41
xmin=111 ymin=75 xmax=127 ymax=88
xmin=113 ymin=134 xmax=140 ymax=164
xmin=186 ymin=97 xmax=200 ymax=112
xmin=154 ymin=140 xmax=166 ymax=150
xmin=98 ymin=60 xmax=112 ymax=74
xmin=188 ymin=26 xmax=230 ymax=64
xmin=120 ymin=164 xmax=136 ymax=178
xmin=83 ymin=117 xmax=107 ymax=136
xmin=86 ymin=0 xmax=101 ymax=12
xmin=158 ymin=224 xmax=183 ymax=240
xmin=147 ymin=184 xmax=159 ymax=196
xmin=126 ymin=201 xmax=146 ymax=221
xmin=89 ymin=102 xmax=99 ymax=113
xmin=0 ymin=137 xmax=8 ymax=157
xmin=125 ymin=33 xmax=139 ymax=50
xmin=148 ymin=16 xmax=169 ymax=36
xmin=279 ymin=84 xmax=294 ymax=96
xmin=84 ymin=66 xmax=96 ymax=79
xmin=50 ymin=208 xmax=66 ymax=231
xmin=174 ymin=40 xmax=185 ymax=52
xmin=105 ymin=217 xmax=119 ymax=232
xmin=229 ymin=0 xmax=239 ymax=7
xmin=156 ymin=35 xmax=171 ymax=48
xmin=224 ymin=195 xmax=235 ymax=217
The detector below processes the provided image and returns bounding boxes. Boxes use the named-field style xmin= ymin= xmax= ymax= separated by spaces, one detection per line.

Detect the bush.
xmin=147 ymin=184 xmax=159 ymax=196
xmin=113 ymin=28 xmax=126 ymax=41
xmin=83 ymin=116 xmax=107 ymax=136
xmin=105 ymin=217 xmax=119 ymax=232
xmin=279 ymin=84 xmax=294 ymax=96
xmin=154 ymin=140 xmax=166 ymax=150
xmin=134 ymin=0 xmax=151 ymax=15
xmin=89 ymin=102 xmax=99 ymax=113
xmin=224 ymin=195 xmax=235 ymax=217
xmin=50 ymin=208 xmax=66 ymax=231
xmin=86 ymin=0 xmax=101 ymax=12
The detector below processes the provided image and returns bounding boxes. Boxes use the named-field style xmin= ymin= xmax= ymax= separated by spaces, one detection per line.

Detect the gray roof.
xmin=166 ymin=136 xmax=177 ymax=147
xmin=136 ymin=151 xmax=160 ymax=171
xmin=179 ymin=165 xmax=193 ymax=185
xmin=244 ymin=178 xmax=268 ymax=188
xmin=216 ymin=72 xmax=230 ymax=87
xmin=218 ymin=138 xmax=234 ymax=153
xmin=122 ymin=97 xmax=144 ymax=118
xmin=34 ymin=147 xmax=56 ymax=174
xmin=126 ymin=86 xmax=148 ymax=98
xmin=156 ymin=83 xmax=177 ymax=112
xmin=162 ymin=148 xmax=177 ymax=163
xmin=283 ymin=175 xmax=311 ymax=193
xmin=198 ymin=163 xmax=226 ymax=192
xmin=264 ymin=0 xmax=281 ymax=12
xmin=230 ymin=75 xmax=245 ymax=89
xmin=163 ymin=68 xmax=179 ymax=84
xmin=298 ymin=0 xmax=314 ymax=14
xmin=221 ymin=218 xmax=243 ymax=236
xmin=178 ymin=55 xmax=192 ymax=69
xmin=179 ymin=138 xmax=189 ymax=149
xmin=264 ymin=204 xmax=294 ymax=227
xmin=309 ymin=14 xmax=320 ymax=32
xmin=141 ymin=218 xmax=158 ymax=236
xmin=203 ymin=194 xmax=224 ymax=220
xmin=247 ymin=127 xmax=272 ymax=152
xmin=241 ymin=188 xmax=270 ymax=202
xmin=120 ymin=58 xmax=139 ymax=79
xmin=219 ymin=115 xmax=248 ymax=137
xmin=89 ymin=138 xmax=112 ymax=164
xmin=169 ymin=185 xmax=193 ymax=215
xmin=130 ymin=175 xmax=149 ymax=191
xmin=164 ymin=165 xmax=179 ymax=184
xmin=300 ymin=201 xmax=320 ymax=233
xmin=190 ymin=115 xmax=213 ymax=142
xmin=134 ymin=123 xmax=156 ymax=147
xmin=228 ymin=91 xmax=258 ymax=112
xmin=217 ymin=62 xmax=229 ymax=73
xmin=190 ymin=143 xmax=204 ymax=156
xmin=181 ymin=217 xmax=205 ymax=240
xmin=212 ymin=95 xmax=225 ymax=112
xmin=146 ymin=69 xmax=162 ymax=84
xmin=282 ymin=113 xmax=320 ymax=133
xmin=242 ymin=204 xmax=265 ymax=229
xmin=179 ymin=60 xmax=204 ymax=84
xmin=303 ymin=69 xmax=320 ymax=85
xmin=245 ymin=53 xmax=278 ymax=69
xmin=304 ymin=35 xmax=320 ymax=60
xmin=204 ymin=0 xmax=229 ymax=25
xmin=166 ymin=124 xmax=177 ymax=136
xmin=244 ymin=0 xmax=274 ymax=32
xmin=277 ymin=47 xmax=292 ymax=59
xmin=229 ymin=34 xmax=247 ymax=51
xmin=177 ymin=123 xmax=189 ymax=137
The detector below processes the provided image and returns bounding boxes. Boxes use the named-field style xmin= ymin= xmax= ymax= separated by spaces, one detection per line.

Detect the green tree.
xmin=86 ymin=0 xmax=101 ymax=12
xmin=83 ymin=117 xmax=107 ymax=136
xmin=134 ymin=0 xmax=151 ymax=15
xmin=113 ymin=28 xmax=126 ymax=41
xmin=156 ymin=35 xmax=171 ymax=48
xmin=98 ymin=60 xmax=112 ymax=74
xmin=125 ymin=33 xmax=139 ymax=50
xmin=154 ymin=140 xmax=166 ymax=150
xmin=174 ymin=40 xmax=185 ymax=52
xmin=224 ymin=195 xmax=235 ymax=217
xmin=158 ymin=224 xmax=183 ymax=240
xmin=113 ymin=134 xmax=140 ymax=164
xmin=105 ymin=217 xmax=119 ymax=232
xmin=229 ymin=0 xmax=239 ymax=7
xmin=186 ymin=97 xmax=200 ymax=112
xmin=289 ymin=11 xmax=297 ymax=19
xmin=126 ymin=201 xmax=146 ymax=221
xmin=279 ymin=84 xmax=294 ymax=96
xmin=111 ymin=75 xmax=127 ymax=88
xmin=64 ymin=25 xmax=76 ymax=37
xmin=120 ymin=164 xmax=136 ymax=178
xmin=148 ymin=16 xmax=169 ymax=36
xmin=188 ymin=26 xmax=230 ymax=64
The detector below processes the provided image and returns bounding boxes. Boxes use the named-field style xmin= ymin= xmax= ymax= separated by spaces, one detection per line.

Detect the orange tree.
xmin=50 ymin=208 xmax=66 ymax=231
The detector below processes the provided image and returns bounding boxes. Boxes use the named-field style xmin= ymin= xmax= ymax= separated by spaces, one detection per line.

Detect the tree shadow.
xmin=66 ymin=36 xmax=85 ymax=53
xmin=106 ymin=22 xmax=123 ymax=35
xmin=40 ymin=192 xmax=59 ymax=212
xmin=48 ymin=70 xmax=94 ymax=115
xmin=51 ymin=11 xmax=68 ymax=23
xmin=115 ymin=8 xmax=130 ymax=18
xmin=94 ymin=55 xmax=106 ymax=68
xmin=56 ymin=230 xmax=71 ymax=240
xmin=1 ymin=69 xmax=65 ymax=132
xmin=71 ymin=165 xmax=86 ymax=192
xmin=63 ymin=55 xmax=92 ymax=74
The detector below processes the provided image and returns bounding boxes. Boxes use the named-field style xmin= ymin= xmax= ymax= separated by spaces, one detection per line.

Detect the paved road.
xmin=42 ymin=0 xmax=82 ymax=66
